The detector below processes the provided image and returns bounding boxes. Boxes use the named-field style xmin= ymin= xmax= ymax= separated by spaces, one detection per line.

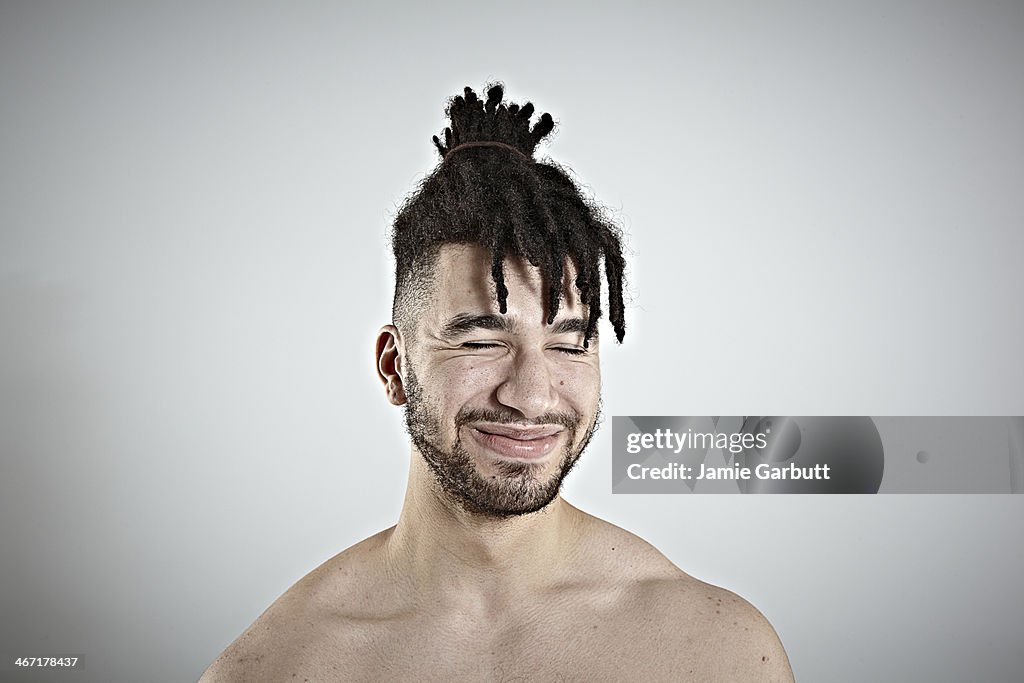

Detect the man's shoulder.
xmin=198 ymin=529 xmax=394 ymax=682
xmin=197 ymin=602 xmax=292 ymax=682
xmin=573 ymin=512 xmax=794 ymax=681
xmin=634 ymin=576 xmax=794 ymax=681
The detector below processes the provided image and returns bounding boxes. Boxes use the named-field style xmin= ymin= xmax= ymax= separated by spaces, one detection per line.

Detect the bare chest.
xmin=288 ymin=605 xmax=715 ymax=682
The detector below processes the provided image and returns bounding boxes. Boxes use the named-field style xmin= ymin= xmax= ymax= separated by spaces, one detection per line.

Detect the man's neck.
xmin=384 ymin=454 xmax=583 ymax=608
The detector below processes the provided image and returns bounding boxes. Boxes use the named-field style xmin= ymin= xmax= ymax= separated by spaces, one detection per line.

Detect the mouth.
xmin=468 ymin=423 xmax=566 ymax=462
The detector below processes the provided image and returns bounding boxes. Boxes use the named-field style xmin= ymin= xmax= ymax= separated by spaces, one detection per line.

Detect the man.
xmin=201 ymin=84 xmax=794 ymax=682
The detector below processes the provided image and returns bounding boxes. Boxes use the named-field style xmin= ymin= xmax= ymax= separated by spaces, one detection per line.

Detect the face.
xmin=395 ymin=244 xmax=602 ymax=517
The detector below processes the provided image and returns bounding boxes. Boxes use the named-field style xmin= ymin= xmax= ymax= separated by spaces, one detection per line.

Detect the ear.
xmin=375 ymin=324 xmax=407 ymax=406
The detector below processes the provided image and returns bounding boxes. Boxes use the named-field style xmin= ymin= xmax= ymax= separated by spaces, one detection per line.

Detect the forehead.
xmin=429 ymin=243 xmax=584 ymax=322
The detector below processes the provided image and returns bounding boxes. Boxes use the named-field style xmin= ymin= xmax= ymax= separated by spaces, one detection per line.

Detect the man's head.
xmin=376 ymin=83 xmax=628 ymax=517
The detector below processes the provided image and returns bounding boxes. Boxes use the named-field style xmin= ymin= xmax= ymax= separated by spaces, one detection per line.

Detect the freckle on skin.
xmin=560 ymin=380 xmax=564 ymax=385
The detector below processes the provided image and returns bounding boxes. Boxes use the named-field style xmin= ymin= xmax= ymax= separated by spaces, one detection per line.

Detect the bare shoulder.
xmin=198 ymin=528 xmax=393 ymax=683
xmin=651 ymin=577 xmax=795 ymax=682
xmin=572 ymin=509 xmax=794 ymax=682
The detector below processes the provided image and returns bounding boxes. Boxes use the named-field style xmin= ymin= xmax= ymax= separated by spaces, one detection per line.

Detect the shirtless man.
xmin=200 ymin=84 xmax=794 ymax=682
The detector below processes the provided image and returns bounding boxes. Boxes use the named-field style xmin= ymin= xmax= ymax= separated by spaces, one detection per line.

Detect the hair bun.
xmin=431 ymin=82 xmax=556 ymax=160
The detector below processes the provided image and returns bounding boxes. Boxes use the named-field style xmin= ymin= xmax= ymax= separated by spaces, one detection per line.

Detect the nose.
xmin=495 ymin=348 xmax=559 ymax=420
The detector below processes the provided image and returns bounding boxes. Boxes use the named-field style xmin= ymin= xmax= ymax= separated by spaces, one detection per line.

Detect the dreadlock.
xmin=391 ymin=82 xmax=627 ymax=347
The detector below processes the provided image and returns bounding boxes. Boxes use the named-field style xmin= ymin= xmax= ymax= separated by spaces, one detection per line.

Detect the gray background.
xmin=2 ymin=1 xmax=1022 ymax=681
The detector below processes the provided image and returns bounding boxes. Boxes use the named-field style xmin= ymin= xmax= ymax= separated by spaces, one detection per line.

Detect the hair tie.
xmin=442 ymin=140 xmax=532 ymax=163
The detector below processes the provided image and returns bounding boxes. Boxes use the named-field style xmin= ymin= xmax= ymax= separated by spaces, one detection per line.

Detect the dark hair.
xmin=391 ymin=83 xmax=627 ymax=346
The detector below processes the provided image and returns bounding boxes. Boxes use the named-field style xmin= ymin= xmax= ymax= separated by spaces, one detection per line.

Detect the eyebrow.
xmin=550 ymin=317 xmax=594 ymax=337
xmin=437 ymin=313 xmax=595 ymax=340
xmin=438 ymin=314 xmax=513 ymax=339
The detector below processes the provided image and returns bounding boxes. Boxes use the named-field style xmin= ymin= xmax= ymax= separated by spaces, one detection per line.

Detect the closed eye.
xmin=460 ymin=342 xmax=585 ymax=356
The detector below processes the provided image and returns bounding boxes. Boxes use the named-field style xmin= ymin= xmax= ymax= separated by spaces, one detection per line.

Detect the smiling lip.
xmin=469 ymin=423 xmax=565 ymax=461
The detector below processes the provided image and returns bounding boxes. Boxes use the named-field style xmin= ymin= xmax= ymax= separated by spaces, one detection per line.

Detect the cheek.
xmin=428 ymin=358 xmax=505 ymax=407
xmin=552 ymin=363 xmax=601 ymax=404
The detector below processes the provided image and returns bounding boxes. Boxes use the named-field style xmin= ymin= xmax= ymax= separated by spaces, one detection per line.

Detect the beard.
xmin=402 ymin=360 xmax=599 ymax=517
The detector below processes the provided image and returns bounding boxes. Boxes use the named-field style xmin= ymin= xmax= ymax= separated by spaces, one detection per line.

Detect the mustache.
xmin=454 ymin=408 xmax=580 ymax=431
